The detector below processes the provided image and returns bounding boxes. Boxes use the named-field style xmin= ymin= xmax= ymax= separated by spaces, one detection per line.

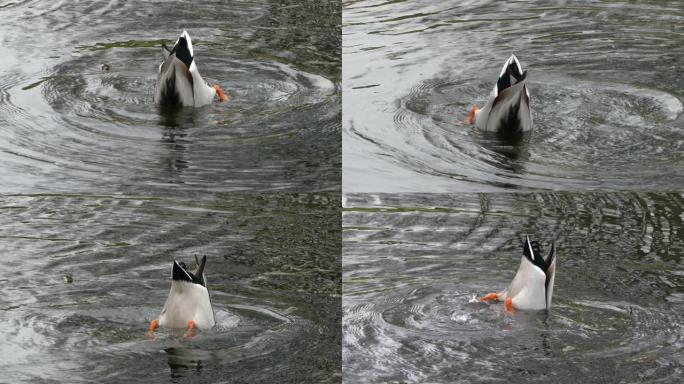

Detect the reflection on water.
xmin=0 ymin=0 xmax=340 ymax=195
xmin=343 ymin=192 xmax=684 ymax=383
xmin=0 ymin=193 xmax=340 ymax=382
xmin=165 ymin=347 xmax=209 ymax=378
xmin=343 ymin=0 xmax=683 ymax=192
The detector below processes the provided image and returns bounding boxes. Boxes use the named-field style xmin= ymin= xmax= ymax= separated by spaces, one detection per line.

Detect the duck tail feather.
xmin=193 ymin=255 xmax=207 ymax=285
xmin=161 ymin=40 xmax=172 ymax=53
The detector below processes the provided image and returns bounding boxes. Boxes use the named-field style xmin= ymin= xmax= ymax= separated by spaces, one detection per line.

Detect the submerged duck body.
xmin=154 ymin=30 xmax=227 ymax=107
xmin=469 ymin=54 xmax=532 ymax=134
xmin=480 ymin=236 xmax=556 ymax=312
xmin=151 ymin=255 xmax=215 ymax=331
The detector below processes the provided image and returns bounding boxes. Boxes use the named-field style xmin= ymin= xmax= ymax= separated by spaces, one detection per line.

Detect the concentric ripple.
xmin=0 ymin=0 xmax=340 ymax=195
xmin=343 ymin=192 xmax=684 ymax=383
xmin=343 ymin=0 xmax=683 ymax=192
xmin=0 ymin=192 xmax=341 ymax=382
xmin=390 ymin=75 xmax=683 ymax=190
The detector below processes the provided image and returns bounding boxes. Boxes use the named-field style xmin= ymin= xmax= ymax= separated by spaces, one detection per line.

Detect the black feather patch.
xmin=159 ymin=65 xmax=181 ymax=106
xmin=523 ymin=238 xmax=548 ymax=272
xmin=497 ymin=61 xmax=523 ymax=94
xmin=501 ymin=101 xmax=522 ymax=133
xmin=172 ymin=260 xmax=205 ymax=286
xmin=544 ymin=243 xmax=556 ymax=289
xmin=171 ymin=37 xmax=193 ymax=69
xmin=491 ymin=72 xmax=528 ymax=134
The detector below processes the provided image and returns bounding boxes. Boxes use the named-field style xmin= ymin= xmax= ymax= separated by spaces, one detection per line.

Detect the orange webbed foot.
xmin=183 ymin=320 xmax=196 ymax=338
xmin=479 ymin=292 xmax=499 ymax=302
xmin=213 ymin=84 xmax=229 ymax=102
xmin=504 ymin=297 xmax=515 ymax=314
xmin=145 ymin=319 xmax=159 ymax=338
xmin=468 ymin=105 xmax=479 ymax=125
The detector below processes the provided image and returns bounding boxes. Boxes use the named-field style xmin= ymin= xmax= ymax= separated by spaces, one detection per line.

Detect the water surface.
xmin=1 ymin=193 xmax=340 ymax=382
xmin=343 ymin=0 xmax=683 ymax=192
xmin=0 ymin=1 xmax=341 ymax=382
xmin=343 ymin=192 xmax=684 ymax=383
xmin=0 ymin=0 xmax=341 ymax=194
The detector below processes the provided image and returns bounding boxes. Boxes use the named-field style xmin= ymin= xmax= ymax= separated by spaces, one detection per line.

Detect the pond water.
xmin=343 ymin=0 xmax=683 ymax=192
xmin=0 ymin=0 xmax=341 ymax=383
xmin=0 ymin=0 xmax=340 ymax=194
xmin=1 ymin=193 xmax=340 ymax=382
xmin=343 ymin=192 xmax=684 ymax=383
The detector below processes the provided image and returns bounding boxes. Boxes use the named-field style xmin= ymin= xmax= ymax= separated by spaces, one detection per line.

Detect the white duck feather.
xmin=154 ymin=30 xmax=219 ymax=107
xmin=158 ymin=255 xmax=215 ymax=329
xmin=500 ymin=236 xmax=556 ymax=310
xmin=471 ymin=54 xmax=533 ymax=134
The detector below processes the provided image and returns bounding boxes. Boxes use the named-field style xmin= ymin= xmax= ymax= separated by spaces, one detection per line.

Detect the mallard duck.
xmin=468 ymin=54 xmax=532 ymax=134
xmin=154 ymin=30 xmax=228 ymax=107
xmin=480 ymin=236 xmax=556 ymax=312
xmin=149 ymin=255 xmax=215 ymax=334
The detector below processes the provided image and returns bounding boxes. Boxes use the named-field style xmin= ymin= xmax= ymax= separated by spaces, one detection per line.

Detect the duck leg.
xmin=149 ymin=319 xmax=159 ymax=332
xmin=213 ymin=85 xmax=229 ymax=102
xmin=479 ymin=292 xmax=500 ymax=302
xmin=145 ymin=319 xmax=159 ymax=339
xmin=183 ymin=320 xmax=196 ymax=338
xmin=504 ymin=297 xmax=515 ymax=314
xmin=468 ymin=105 xmax=479 ymax=125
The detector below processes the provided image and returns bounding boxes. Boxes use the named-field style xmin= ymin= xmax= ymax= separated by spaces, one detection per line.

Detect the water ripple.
xmin=343 ymin=0 xmax=683 ymax=192
xmin=0 ymin=0 xmax=341 ymax=194
xmin=0 ymin=192 xmax=341 ymax=382
xmin=343 ymin=192 xmax=684 ymax=383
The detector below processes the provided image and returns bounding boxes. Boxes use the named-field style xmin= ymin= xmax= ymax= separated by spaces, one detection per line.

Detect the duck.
xmin=154 ymin=30 xmax=228 ymax=107
xmin=468 ymin=54 xmax=532 ymax=134
xmin=149 ymin=255 xmax=216 ymax=334
xmin=479 ymin=236 xmax=556 ymax=312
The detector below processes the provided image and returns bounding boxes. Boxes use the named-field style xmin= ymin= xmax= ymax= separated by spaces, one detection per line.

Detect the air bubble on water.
xmin=451 ymin=312 xmax=470 ymax=323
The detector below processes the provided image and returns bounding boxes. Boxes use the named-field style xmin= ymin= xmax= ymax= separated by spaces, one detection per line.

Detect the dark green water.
xmin=343 ymin=192 xmax=684 ymax=383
